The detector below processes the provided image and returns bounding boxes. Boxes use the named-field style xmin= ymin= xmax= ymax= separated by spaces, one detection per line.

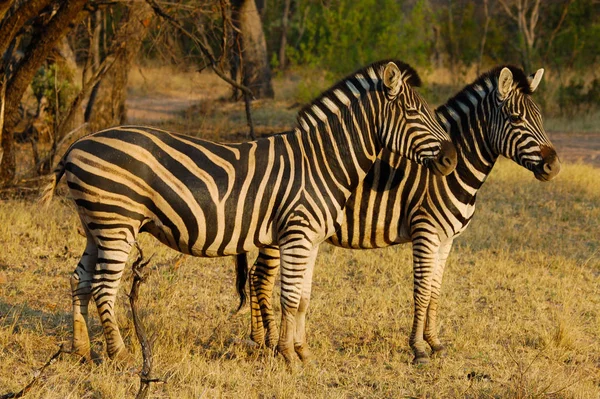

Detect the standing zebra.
xmin=41 ymin=60 xmax=457 ymax=363
xmin=240 ymin=66 xmax=561 ymax=364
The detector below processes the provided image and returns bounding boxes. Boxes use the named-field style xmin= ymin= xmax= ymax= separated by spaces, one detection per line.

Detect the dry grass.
xmin=0 ymin=160 xmax=598 ymax=398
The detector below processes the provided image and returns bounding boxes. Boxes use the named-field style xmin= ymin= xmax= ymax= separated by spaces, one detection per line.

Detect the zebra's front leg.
xmin=70 ymin=231 xmax=98 ymax=361
xmin=409 ymin=234 xmax=441 ymax=364
xmin=424 ymin=239 xmax=454 ymax=357
xmin=249 ymin=245 xmax=281 ymax=349
xmin=277 ymin=243 xmax=319 ymax=364
xmin=92 ymin=241 xmax=132 ymax=361
xmin=293 ymin=250 xmax=316 ymax=363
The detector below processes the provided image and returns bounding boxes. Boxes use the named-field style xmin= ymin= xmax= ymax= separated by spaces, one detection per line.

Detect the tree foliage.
xmin=258 ymin=0 xmax=598 ymax=76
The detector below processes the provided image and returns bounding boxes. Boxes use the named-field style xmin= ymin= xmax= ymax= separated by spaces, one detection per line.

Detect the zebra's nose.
xmin=535 ymin=145 xmax=561 ymax=181
xmin=440 ymin=141 xmax=457 ymax=165
xmin=541 ymin=145 xmax=560 ymax=179
xmin=431 ymin=141 xmax=457 ymax=176
xmin=543 ymin=156 xmax=561 ymax=178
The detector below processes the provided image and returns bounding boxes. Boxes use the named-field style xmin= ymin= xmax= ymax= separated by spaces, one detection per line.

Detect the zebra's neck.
xmin=293 ymin=82 xmax=383 ymax=202
xmin=436 ymin=84 xmax=498 ymax=193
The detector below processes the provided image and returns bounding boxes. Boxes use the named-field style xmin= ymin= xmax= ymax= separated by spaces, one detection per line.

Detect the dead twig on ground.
xmin=129 ymin=243 xmax=164 ymax=399
xmin=0 ymin=344 xmax=68 ymax=399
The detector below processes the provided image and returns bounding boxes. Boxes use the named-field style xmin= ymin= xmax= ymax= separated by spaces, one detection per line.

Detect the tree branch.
xmin=144 ymin=0 xmax=257 ymax=140
xmin=129 ymin=243 xmax=164 ymax=399
xmin=543 ymin=0 xmax=575 ymax=63
xmin=144 ymin=0 xmax=253 ymax=99
xmin=497 ymin=0 xmax=517 ymax=21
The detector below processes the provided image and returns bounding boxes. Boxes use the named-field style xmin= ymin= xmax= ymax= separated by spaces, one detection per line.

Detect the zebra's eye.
xmin=509 ymin=114 xmax=523 ymax=123
xmin=405 ymin=108 xmax=420 ymax=117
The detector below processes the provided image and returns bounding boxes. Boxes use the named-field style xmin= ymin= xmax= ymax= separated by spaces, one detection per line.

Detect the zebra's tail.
xmin=235 ymin=253 xmax=249 ymax=312
xmin=39 ymin=156 xmax=67 ymax=207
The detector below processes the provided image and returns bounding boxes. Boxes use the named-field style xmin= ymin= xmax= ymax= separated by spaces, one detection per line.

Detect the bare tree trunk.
xmin=86 ymin=1 xmax=153 ymax=132
xmin=446 ymin=0 xmax=459 ymax=72
xmin=497 ymin=0 xmax=541 ymax=72
xmin=0 ymin=1 xmax=13 ymax=20
xmin=477 ymin=0 xmax=491 ymax=76
xmin=0 ymin=0 xmax=88 ymax=186
xmin=0 ymin=0 xmax=53 ymax=60
xmin=278 ymin=0 xmax=291 ymax=70
xmin=83 ymin=10 xmax=103 ymax=85
xmin=231 ymin=0 xmax=274 ymax=99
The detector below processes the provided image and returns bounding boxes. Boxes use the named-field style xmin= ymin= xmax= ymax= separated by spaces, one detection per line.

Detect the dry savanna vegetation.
xmin=0 ymin=68 xmax=599 ymax=398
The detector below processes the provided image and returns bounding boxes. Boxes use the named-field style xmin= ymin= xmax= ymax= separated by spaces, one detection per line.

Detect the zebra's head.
xmin=491 ymin=66 xmax=560 ymax=181
xmin=380 ymin=61 xmax=457 ymax=176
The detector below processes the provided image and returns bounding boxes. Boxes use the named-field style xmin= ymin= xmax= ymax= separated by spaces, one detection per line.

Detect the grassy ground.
xmin=1 ymin=162 xmax=599 ymax=398
xmin=1 ymin=67 xmax=599 ymax=397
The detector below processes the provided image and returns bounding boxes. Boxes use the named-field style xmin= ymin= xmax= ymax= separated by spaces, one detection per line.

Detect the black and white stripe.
xmin=42 ymin=60 xmax=456 ymax=363
xmin=243 ymin=65 xmax=560 ymax=364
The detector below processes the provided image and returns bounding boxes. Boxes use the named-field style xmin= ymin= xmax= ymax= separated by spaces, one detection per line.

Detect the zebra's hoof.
xmin=294 ymin=343 xmax=313 ymax=363
xmin=70 ymin=344 xmax=102 ymax=365
xmin=412 ymin=352 xmax=430 ymax=365
xmin=110 ymin=348 xmax=136 ymax=370
xmin=260 ymin=345 xmax=277 ymax=358
xmin=276 ymin=346 xmax=296 ymax=366
xmin=72 ymin=349 xmax=91 ymax=364
xmin=431 ymin=344 xmax=447 ymax=358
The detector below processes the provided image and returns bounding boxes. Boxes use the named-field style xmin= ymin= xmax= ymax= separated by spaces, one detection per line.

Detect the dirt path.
xmin=549 ymin=132 xmax=600 ymax=167
xmin=127 ymin=94 xmax=204 ymax=124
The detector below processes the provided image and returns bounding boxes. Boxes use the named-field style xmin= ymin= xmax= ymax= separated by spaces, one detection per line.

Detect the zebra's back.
xmin=64 ymin=126 xmax=303 ymax=256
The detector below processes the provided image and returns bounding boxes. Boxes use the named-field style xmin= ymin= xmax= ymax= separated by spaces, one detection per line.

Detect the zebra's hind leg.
xmin=424 ymin=239 xmax=454 ymax=357
xmin=70 ymin=226 xmax=98 ymax=362
xmin=91 ymin=238 xmax=133 ymax=362
xmin=250 ymin=245 xmax=280 ymax=350
xmin=276 ymin=243 xmax=319 ymax=365
xmin=409 ymin=233 xmax=441 ymax=365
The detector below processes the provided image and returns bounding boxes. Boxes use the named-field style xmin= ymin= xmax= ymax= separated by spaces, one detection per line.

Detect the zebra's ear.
xmin=498 ymin=67 xmax=514 ymax=100
xmin=383 ymin=62 xmax=402 ymax=98
xmin=528 ymin=68 xmax=544 ymax=93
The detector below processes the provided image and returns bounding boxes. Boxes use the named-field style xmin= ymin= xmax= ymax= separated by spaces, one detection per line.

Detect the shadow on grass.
xmin=0 ymin=300 xmax=72 ymax=335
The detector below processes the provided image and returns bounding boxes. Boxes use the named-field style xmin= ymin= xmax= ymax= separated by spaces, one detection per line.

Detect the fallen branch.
xmin=0 ymin=344 xmax=68 ymax=399
xmin=129 ymin=243 xmax=164 ymax=399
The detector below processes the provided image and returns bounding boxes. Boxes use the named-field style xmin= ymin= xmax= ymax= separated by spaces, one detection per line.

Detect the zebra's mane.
xmin=442 ymin=65 xmax=532 ymax=113
xmin=296 ymin=59 xmax=421 ymax=126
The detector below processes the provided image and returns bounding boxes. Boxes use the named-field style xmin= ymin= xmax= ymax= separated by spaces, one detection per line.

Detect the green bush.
xmin=31 ymin=63 xmax=78 ymax=124
xmin=286 ymin=0 xmax=433 ymax=77
xmin=557 ymin=78 xmax=600 ymax=116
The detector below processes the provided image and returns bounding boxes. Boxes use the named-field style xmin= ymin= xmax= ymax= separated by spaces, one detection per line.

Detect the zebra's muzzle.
xmin=533 ymin=145 xmax=561 ymax=182
xmin=430 ymin=140 xmax=457 ymax=176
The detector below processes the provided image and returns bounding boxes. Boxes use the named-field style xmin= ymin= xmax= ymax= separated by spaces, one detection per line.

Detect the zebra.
xmin=238 ymin=65 xmax=561 ymax=364
xmin=40 ymin=60 xmax=457 ymax=364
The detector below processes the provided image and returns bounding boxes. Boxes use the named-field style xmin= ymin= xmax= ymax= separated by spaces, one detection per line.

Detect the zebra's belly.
xmin=327 ymin=222 xmax=411 ymax=249
xmin=141 ymin=216 xmax=277 ymax=257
